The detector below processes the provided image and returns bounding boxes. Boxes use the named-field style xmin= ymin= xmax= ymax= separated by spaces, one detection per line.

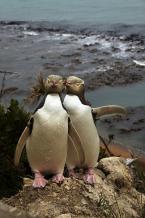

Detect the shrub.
xmin=0 ymin=99 xmax=30 ymax=198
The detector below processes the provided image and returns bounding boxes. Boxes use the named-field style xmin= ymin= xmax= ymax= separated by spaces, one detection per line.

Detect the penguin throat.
xmin=68 ymin=92 xmax=91 ymax=106
xmin=44 ymin=94 xmax=63 ymax=110
xmin=66 ymin=88 xmax=91 ymax=106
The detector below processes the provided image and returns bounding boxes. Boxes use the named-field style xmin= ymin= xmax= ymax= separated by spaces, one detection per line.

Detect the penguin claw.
xmin=83 ymin=174 xmax=96 ymax=185
xmin=52 ymin=174 xmax=64 ymax=184
xmin=68 ymin=169 xmax=77 ymax=178
xmin=83 ymin=168 xmax=96 ymax=185
xmin=33 ymin=177 xmax=48 ymax=188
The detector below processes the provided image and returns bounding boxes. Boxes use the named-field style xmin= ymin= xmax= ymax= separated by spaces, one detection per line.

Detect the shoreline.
xmin=0 ymin=21 xmax=145 ymax=154
xmin=101 ymin=142 xmax=145 ymax=173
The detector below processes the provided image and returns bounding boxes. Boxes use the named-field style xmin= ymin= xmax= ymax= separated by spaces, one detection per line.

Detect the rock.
xmin=1 ymin=157 xmax=145 ymax=218
xmin=81 ymin=198 xmax=88 ymax=205
xmin=0 ymin=202 xmax=37 ymax=218
xmin=95 ymin=168 xmax=106 ymax=179
xmin=98 ymin=157 xmax=133 ymax=189
xmin=56 ymin=214 xmax=72 ymax=218
xmin=64 ymin=185 xmax=70 ymax=191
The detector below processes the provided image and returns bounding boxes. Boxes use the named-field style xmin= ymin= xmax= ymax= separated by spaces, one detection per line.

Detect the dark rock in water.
xmin=40 ymin=55 xmax=46 ymax=59
xmin=0 ymin=21 xmax=26 ymax=26
xmin=3 ymin=87 xmax=18 ymax=95
xmin=84 ymin=62 xmax=144 ymax=90
xmin=0 ymin=21 xmax=145 ymax=98
xmin=71 ymin=58 xmax=81 ymax=64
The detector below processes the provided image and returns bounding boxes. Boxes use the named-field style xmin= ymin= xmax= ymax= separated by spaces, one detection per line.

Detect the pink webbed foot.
xmin=52 ymin=173 xmax=64 ymax=184
xmin=33 ymin=172 xmax=48 ymax=188
xmin=83 ymin=168 xmax=96 ymax=185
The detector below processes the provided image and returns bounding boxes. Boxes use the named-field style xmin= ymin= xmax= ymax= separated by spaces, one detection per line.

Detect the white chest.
xmin=43 ymin=94 xmax=63 ymax=112
xmin=34 ymin=94 xmax=67 ymax=123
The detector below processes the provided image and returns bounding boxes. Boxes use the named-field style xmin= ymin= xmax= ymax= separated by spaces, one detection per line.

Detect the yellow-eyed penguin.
xmin=63 ymin=76 xmax=126 ymax=184
xmin=14 ymin=75 xmax=68 ymax=188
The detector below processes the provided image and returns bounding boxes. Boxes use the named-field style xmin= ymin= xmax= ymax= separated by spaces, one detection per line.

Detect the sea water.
xmin=0 ymin=0 xmax=145 ymax=25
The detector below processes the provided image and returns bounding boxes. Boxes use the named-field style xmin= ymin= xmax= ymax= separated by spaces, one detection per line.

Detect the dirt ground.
xmin=1 ymin=157 xmax=145 ymax=218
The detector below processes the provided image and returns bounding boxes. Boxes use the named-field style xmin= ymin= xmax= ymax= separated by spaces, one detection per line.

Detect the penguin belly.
xmin=26 ymin=97 xmax=68 ymax=174
xmin=64 ymin=95 xmax=100 ymax=169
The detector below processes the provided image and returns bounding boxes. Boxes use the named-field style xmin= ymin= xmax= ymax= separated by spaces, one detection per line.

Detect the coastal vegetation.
xmin=0 ymin=100 xmax=29 ymax=198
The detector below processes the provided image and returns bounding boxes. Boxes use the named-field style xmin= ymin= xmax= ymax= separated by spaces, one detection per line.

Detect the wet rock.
xmin=71 ymin=58 xmax=81 ymax=64
xmin=120 ymin=127 xmax=144 ymax=134
xmin=120 ymin=128 xmax=131 ymax=133
xmin=84 ymin=62 xmax=144 ymax=90
xmin=3 ymin=87 xmax=18 ymax=95
xmin=40 ymin=55 xmax=46 ymax=59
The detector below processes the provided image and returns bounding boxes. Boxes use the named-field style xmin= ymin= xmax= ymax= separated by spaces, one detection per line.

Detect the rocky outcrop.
xmin=0 ymin=201 xmax=36 ymax=218
xmin=1 ymin=157 xmax=145 ymax=218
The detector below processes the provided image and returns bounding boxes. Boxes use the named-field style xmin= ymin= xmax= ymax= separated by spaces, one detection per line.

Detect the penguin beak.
xmin=63 ymin=81 xmax=66 ymax=90
xmin=63 ymin=80 xmax=66 ymax=85
xmin=65 ymin=82 xmax=71 ymax=87
xmin=51 ymin=81 xmax=57 ymax=88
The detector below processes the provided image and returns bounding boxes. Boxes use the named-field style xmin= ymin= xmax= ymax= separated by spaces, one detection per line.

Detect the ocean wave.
xmin=23 ymin=31 xmax=39 ymax=36
xmin=1 ymin=20 xmax=145 ymax=40
xmin=133 ymin=60 xmax=145 ymax=66
xmin=36 ymin=33 xmax=75 ymax=42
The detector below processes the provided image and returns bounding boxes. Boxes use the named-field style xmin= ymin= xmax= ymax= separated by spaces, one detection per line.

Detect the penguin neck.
xmin=66 ymin=94 xmax=82 ymax=104
xmin=44 ymin=93 xmax=63 ymax=110
xmin=67 ymin=92 xmax=91 ymax=106
xmin=64 ymin=95 xmax=83 ymax=113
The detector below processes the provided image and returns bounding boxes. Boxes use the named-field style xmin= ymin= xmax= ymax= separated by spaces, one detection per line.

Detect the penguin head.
xmin=65 ymin=76 xmax=85 ymax=95
xmin=45 ymin=75 xmax=65 ymax=94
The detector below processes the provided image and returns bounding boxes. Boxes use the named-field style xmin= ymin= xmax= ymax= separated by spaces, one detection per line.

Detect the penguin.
xmin=14 ymin=75 xmax=68 ymax=188
xmin=63 ymin=76 xmax=126 ymax=184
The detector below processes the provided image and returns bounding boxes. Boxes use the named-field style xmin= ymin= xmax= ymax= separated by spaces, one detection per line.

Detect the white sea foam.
xmin=77 ymin=35 xmax=129 ymax=55
xmin=71 ymin=67 xmax=96 ymax=75
xmin=112 ymin=41 xmax=130 ymax=58
xmin=77 ymin=35 xmax=99 ymax=46
xmin=23 ymin=31 xmax=39 ymax=36
xmin=118 ymin=42 xmax=127 ymax=51
xmin=22 ymin=30 xmax=136 ymax=61
xmin=36 ymin=32 xmax=75 ymax=42
xmin=133 ymin=60 xmax=145 ymax=66
xmin=98 ymin=38 xmax=112 ymax=50
xmin=77 ymin=35 xmax=113 ymax=49
xmin=77 ymin=34 xmax=133 ymax=59
xmin=97 ymin=65 xmax=113 ymax=72
xmin=62 ymin=33 xmax=74 ymax=38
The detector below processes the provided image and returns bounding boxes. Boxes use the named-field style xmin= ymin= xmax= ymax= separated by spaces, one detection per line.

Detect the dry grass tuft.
xmin=26 ymin=73 xmax=46 ymax=104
